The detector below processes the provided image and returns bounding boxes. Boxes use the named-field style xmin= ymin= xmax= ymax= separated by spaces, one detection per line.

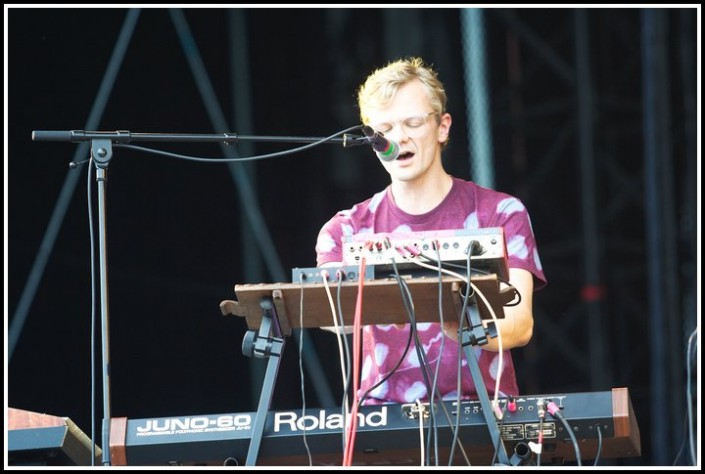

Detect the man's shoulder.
xmin=453 ymin=177 xmax=519 ymax=201
xmin=348 ymin=188 xmax=389 ymax=213
xmin=326 ymin=188 xmax=387 ymax=223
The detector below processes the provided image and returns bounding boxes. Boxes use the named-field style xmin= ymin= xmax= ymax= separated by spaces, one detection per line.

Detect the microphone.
xmin=361 ymin=126 xmax=400 ymax=162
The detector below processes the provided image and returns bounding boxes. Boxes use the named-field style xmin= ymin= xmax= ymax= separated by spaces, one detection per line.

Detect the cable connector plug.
xmin=507 ymin=395 xmax=517 ymax=413
xmin=492 ymin=399 xmax=504 ymax=420
xmin=545 ymin=399 xmax=563 ymax=418
xmin=537 ymin=398 xmax=546 ymax=420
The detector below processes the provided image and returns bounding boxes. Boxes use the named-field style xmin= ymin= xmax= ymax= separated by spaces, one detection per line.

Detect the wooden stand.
xmin=220 ymin=274 xmax=516 ymax=336
xmin=219 ymin=272 xmax=518 ymax=465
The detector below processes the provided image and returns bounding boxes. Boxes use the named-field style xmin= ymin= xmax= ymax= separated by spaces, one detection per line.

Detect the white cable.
xmin=416 ymin=399 xmax=426 ymax=466
xmin=321 ymin=272 xmax=349 ymax=407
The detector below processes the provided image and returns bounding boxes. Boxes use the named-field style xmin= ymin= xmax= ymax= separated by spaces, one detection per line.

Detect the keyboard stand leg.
xmin=241 ymin=297 xmax=285 ymax=466
xmin=459 ymin=294 xmax=510 ymax=466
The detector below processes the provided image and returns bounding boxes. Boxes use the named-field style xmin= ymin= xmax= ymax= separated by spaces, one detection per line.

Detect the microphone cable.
xmin=112 ymin=124 xmax=365 ymax=163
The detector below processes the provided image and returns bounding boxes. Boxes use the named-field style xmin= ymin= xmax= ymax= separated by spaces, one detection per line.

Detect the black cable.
xmin=448 ymin=246 xmax=475 ymax=466
xmin=426 ymin=242 xmax=445 ymax=466
xmin=593 ymin=424 xmax=603 ymax=466
xmin=297 ymin=278 xmax=313 ymax=465
xmin=546 ymin=400 xmax=582 ymax=466
xmin=356 ymin=267 xmax=416 ymax=406
xmin=388 ymin=260 xmax=438 ymax=466
xmin=386 ymin=254 xmax=451 ymax=466
xmin=358 ymin=249 xmax=469 ymax=465
xmin=418 ymin=251 xmax=522 ymax=307
xmin=418 ymin=252 xmax=493 ymax=275
xmin=113 ymin=124 xmax=363 ymax=163
xmin=422 ymin=242 xmax=471 ymax=466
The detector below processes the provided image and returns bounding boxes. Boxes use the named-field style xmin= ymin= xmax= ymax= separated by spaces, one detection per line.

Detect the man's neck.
xmin=390 ymin=170 xmax=453 ymax=215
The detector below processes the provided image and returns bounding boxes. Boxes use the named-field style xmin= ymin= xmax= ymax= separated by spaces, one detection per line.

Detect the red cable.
xmin=343 ymin=257 xmax=366 ymax=466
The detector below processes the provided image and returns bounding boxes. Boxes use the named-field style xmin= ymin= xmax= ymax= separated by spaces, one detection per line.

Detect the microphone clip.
xmin=361 ymin=125 xmax=399 ymax=162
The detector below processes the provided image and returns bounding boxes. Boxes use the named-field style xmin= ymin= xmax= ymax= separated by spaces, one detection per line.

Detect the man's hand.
xmin=442 ymin=320 xmax=460 ymax=342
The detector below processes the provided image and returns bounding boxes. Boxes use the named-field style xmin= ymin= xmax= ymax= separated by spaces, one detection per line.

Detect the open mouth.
xmin=397 ymin=151 xmax=414 ymax=161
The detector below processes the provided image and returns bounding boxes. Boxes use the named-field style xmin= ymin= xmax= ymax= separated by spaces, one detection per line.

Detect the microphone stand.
xmin=31 ymin=129 xmax=367 ymax=466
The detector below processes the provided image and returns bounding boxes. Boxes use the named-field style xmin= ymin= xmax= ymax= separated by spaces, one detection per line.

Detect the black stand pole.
xmin=31 ymin=129 xmax=367 ymax=467
xmin=240 ymin=297 xmax=285 ymax=466
xmin=459 ymin=293 xmax=510 ymax=466
xmin=89 ymin=139 xmax=115 ymax=466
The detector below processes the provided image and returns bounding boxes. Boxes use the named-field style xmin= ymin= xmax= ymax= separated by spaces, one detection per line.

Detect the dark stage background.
xmin=6 ymin=6 xmax=700 ymax=467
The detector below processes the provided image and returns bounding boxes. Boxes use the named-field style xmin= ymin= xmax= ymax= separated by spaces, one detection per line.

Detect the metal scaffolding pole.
xmin=641 ymin=8 xmax=683 ymax=465
xmin=461 ymin=8 xmax=495 ymax=188
xmin=169 ymin=8 xmax=334 ymax=409
xmin=574 ymin=9 xmax=609 ymax=390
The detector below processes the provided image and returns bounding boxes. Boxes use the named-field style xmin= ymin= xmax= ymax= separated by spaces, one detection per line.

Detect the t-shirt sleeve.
xmin=315 ymin=213 xmax=345 ymax=267
xmin=494 ymin=197 xmax=547 ymax=290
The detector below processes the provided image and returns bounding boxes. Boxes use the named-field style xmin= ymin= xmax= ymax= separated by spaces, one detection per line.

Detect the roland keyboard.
xmin=109 ymin=387 xmax=640 ymax=466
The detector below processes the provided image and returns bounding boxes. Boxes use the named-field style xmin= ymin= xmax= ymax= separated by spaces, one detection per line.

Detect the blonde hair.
xmin=357 ymin=57 xmax=447 ymax=125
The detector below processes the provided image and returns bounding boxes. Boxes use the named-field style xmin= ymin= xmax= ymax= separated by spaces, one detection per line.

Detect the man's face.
xmin=365 ymin=80 xmax=450 ymax=184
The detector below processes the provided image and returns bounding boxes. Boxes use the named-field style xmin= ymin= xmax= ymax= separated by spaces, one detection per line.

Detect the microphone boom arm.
xmin=31 ymin=129 xmax=369 ymax=147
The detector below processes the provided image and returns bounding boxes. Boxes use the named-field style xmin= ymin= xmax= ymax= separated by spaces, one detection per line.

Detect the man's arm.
xmin=443 ymin=267 xmax=535 ymax=351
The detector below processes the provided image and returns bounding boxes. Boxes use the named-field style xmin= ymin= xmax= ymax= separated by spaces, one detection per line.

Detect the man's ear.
xmin=438 ymin=112 xmax=452 ymax=144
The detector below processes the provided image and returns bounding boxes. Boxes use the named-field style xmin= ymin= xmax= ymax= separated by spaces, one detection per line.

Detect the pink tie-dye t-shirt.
xmin=315 ymin=177 xmax=546 ymax=404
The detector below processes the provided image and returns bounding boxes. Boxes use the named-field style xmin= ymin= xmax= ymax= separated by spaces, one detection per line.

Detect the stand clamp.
xmin=241 ymin=297 xmax=285 ymax=466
